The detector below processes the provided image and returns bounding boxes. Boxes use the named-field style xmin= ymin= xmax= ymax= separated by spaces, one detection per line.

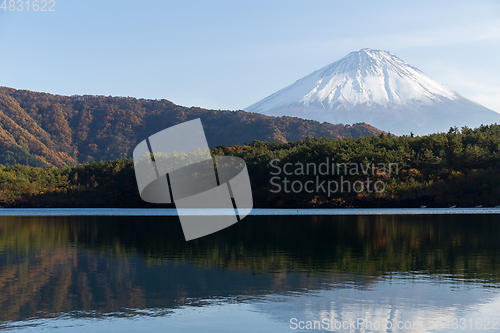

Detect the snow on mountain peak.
xmin=291 ymin=48 xmax=458 ymax=108
xmin=245 ymin=49 xmax=500 ymax=135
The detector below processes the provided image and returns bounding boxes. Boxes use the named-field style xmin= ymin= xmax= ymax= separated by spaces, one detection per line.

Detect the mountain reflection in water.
xmin=0 ymin=214 xmax=499 ymax=332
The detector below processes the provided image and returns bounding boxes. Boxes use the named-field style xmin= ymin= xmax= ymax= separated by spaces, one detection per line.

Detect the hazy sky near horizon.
xmin=1 ymin=0 xmax=499 ymax=113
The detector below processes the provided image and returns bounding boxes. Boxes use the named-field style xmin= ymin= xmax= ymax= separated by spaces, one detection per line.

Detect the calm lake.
xmin=0 ymin=209 xmax=499 ymax=332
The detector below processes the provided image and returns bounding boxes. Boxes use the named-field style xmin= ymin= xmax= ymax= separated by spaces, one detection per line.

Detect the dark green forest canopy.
xmin=0 ymin=86 xmax=382 ymax=167
xmin=1 ymin=124 xmax=499 ymax=208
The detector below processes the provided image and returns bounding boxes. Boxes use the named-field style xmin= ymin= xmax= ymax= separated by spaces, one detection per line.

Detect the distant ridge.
xmin=0 ymin=86 xmax=383 ymax=167
xmin=246 ymin=48 xmax=500 ymax=135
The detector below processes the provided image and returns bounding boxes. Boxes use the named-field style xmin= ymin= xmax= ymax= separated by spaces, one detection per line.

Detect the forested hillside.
xmin=1 ymin=124 xmax=499 ymax=208
xmin=0 ymin=86 xmax=383 ymax=167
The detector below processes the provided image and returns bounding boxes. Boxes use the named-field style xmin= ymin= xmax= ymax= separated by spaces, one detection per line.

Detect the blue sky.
xmin=0 ymin=0 xmax=499 ymax=112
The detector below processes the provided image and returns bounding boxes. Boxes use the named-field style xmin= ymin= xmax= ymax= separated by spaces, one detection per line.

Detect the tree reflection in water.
xmin=0 ymin=214 xmax=499 ymax=324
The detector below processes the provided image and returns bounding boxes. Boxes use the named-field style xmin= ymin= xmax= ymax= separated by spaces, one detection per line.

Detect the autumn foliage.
xmin=0 ymin=86 xmax=383 ymax=167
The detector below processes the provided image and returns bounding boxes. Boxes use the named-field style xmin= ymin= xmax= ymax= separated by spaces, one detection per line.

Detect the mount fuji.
xmin=245 ymin=48 xmax=500 ymax=135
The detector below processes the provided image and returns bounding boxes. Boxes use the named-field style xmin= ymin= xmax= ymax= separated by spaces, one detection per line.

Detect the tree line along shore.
xmin=0 ymin=124 xmax=499 ymax=208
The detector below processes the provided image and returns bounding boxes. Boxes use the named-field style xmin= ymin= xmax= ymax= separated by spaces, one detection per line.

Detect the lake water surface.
xmin=0 ymin=209 xmax=499 ymax=332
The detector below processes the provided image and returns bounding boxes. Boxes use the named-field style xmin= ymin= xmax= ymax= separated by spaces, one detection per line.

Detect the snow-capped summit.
xmin=245 ymin=49 xmax=500 ymax=135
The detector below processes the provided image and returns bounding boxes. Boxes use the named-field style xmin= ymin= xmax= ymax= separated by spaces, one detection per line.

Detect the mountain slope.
xmin=246 ymin=48 xmax=500 ymax=135
xmin=0 ymin=86 xmax=384 ymax=167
